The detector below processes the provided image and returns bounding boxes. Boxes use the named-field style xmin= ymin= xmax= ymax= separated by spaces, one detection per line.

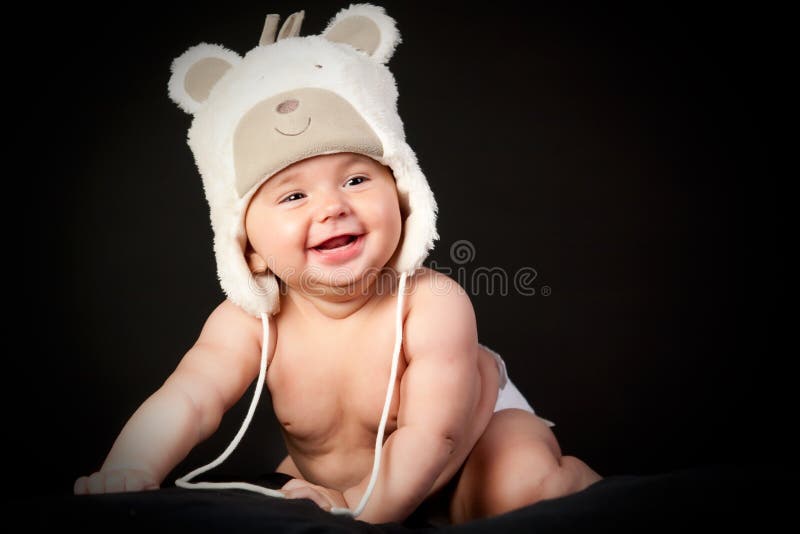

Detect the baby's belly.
xmin=269 ymin=345 xmax=499 ymax=493
xmin=268 ymin=353 xmax=402 ymax=490
xmin=287 ymin=435 xmax=386 ymax=490
xmin=276 ymin=403 xmax=400 ymax=490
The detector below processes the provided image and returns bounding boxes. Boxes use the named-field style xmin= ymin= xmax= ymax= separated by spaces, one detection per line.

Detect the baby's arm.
xmin=74 ymin=299 xmax=266 ymax=494
xmin=341 ymin=272 xmax=496 ymax=523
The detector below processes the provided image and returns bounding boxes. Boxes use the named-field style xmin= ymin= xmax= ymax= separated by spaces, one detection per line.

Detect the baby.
xmin=73 ymin=4 xmax=600 ymax=525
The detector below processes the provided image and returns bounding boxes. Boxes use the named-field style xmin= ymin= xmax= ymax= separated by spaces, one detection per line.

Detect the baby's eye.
xmin=280 ymin=192 xmax=305 ymax=203
xmin=346 ymin=175 xmax=368 ymax=187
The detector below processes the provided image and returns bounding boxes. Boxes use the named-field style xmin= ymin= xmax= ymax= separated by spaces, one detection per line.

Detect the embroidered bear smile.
xmin=275 ymin=117 xmax=311 ymax=136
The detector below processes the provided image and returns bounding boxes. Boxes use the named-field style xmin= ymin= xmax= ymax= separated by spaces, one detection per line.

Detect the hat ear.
xmin=277 ymin=11 xmax=305 ymax=41
xmin=168 ymin=43 xmax=242 ymax=114
xmin=321 ymin=3 xmax=401 ymax=64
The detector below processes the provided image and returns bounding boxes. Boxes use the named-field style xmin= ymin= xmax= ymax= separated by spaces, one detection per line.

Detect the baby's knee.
xmin=485 ymin=445 xmax=563 ymax=513
xmin=508 ymin=454 xmax=600 ymax=507
xmin=454 ymin=410 xmax=590 ymax=521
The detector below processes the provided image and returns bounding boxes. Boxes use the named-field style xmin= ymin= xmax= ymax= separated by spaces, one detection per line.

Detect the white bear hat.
xmin=167 ymin=3 xmax=438 ymax=318
xmin=166 ymin=4 xmax=439 ymax=518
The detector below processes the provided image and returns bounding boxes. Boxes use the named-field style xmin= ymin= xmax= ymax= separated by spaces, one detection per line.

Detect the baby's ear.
xmin=167 ymin=43 xmax=242 ymax=114
xmin=244 ymin=243 xmax=268 ymax=275
xmin=321 ymin=4 xmax=401 ymax=64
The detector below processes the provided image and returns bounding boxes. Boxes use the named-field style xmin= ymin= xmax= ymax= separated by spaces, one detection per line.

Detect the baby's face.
xmin=244 ymin=152 xmax=402 ymax=290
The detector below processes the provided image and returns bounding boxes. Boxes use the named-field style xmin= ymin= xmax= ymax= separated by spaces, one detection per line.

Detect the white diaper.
xmin=480 ymin=344 xmax=556 ymax=427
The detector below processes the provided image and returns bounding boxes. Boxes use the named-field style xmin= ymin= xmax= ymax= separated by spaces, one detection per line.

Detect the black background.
xmin=9 ymin=0 xmax=785 ymax=500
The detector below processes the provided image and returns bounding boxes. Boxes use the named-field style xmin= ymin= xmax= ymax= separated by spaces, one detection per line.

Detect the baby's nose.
xmin=316 ymin=194 xmax=351 ymax=222
xmin=276 ymin=99 xmax=299 ymax=114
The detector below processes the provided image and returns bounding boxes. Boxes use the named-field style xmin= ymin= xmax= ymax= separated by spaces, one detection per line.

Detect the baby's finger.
xmin=282 ymin=486 xmax=332 ymax=511
xmin=73 ymin=476 xmax=89 ymax=495
xmin=86 ymin=472 xmax=107 ymax=494
xmin=281 ymin=478 xmax=311 ymax=491
xmin=104 ymin=472 xmax=125 ymax=493
xmin=125 ymin=472 xmax=159 ymax=492
xmin=125 ymin=476 xmax=145 ymax=492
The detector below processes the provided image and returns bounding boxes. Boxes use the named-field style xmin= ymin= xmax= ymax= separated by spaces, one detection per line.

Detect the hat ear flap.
xmin=168 ymin=43 xmax=242 ymax=114
xmin=321 ymin=4 xmax=401 ymax=64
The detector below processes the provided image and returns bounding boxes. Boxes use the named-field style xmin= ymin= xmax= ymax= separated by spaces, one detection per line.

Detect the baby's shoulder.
xmin=196 ymin=298 xmax=266 ymax=353
xmin=405 ymin=267 xmax=475 ymax=328
xmin=407 ymin=266 xmax=469 ymax=304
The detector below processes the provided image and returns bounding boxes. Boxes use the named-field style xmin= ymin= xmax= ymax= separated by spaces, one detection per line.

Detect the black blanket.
xmin=6 ymin=464 xmax=788 ymax=533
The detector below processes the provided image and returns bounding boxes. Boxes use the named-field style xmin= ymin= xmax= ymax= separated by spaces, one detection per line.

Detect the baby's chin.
xmin=284 ymin=260 xmax=397 ymax=295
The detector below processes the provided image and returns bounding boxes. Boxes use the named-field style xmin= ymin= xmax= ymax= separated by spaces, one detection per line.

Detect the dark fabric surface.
xmin=4 ymin=464 xmax=789 ymax=533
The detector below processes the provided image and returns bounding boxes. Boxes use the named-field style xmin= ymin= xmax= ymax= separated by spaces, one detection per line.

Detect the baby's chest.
xmin=266 ymin=333 xmax=404 ymax=442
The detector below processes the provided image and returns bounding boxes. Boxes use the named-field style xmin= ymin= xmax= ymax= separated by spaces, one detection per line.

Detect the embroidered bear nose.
xmin=276 ymin=99 xmax=299 ymax=114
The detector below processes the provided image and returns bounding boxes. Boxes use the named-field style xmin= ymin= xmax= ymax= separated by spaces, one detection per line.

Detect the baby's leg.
xmin=449 ymin=408 xmax=601 ymax=524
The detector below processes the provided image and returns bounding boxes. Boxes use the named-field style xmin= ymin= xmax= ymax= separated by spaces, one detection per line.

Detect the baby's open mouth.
xmin=313 ymin=234 xmax=360 ymax=251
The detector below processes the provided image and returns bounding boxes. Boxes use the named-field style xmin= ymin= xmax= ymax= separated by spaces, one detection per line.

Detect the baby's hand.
xmin=73 ymin=468 xmax=159 ymax=495
xmin=281 ymin=478 xmax=348 ymax=512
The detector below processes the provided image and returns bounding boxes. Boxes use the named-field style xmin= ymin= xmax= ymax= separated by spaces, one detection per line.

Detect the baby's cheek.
xmin=249 ymin=218 xmax=304 ymax=273
xmin=373 ymin=194 xmax=403 ymax=231
xmin=265 ymin=218 xmax=305 ymax=249
xmin=389 ymin=201 xmax=404 ymax=244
